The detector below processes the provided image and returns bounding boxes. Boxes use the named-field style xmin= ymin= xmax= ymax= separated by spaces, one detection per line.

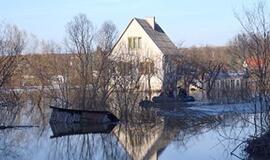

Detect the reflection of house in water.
xmin=112 ymin=120 xmax=175 ymax=160
xmin=111 ymin=115 xmax=221 ymax=160
xmin=48 ymin=112 xmax=223 ymax=160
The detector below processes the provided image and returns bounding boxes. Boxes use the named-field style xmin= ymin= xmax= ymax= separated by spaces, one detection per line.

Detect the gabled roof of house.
xmin=112 ymin=17 xmax=179 ymax=55
xmin=135 ymin=18 xmax=178 ymax=55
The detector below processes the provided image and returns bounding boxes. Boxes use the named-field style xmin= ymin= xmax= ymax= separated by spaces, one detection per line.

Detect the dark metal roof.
xmin=216 ymin=71 xmax=247 ymax=79
xmin=135 ymin=18 xmax=179 ymax=55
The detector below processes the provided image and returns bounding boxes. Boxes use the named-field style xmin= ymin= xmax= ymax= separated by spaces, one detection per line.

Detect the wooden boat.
xmin=49 ymin=106 xmax=119 ymax=124
xmin=50 ymin=122 xmax=117 ymax=138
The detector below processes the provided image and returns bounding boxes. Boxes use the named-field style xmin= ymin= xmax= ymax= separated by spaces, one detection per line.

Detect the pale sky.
xmin=0 ymin=0 xmax=264 ymax=47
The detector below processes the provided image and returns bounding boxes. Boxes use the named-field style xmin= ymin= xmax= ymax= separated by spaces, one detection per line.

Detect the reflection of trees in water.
xmin=229 ymin=1 xmax=270 ymax=158
xmin=0 ymin=23 xmax=26 ymax=127
xmin=109 ymin=91 xmax=158 ymax=123
xmin=49 ymin=119 xmax=165 ymax=160
xmin=0 ymin=130 xmax=22 ymax=160
xmin=0 ymin=89 xmax=159 ymax=159
xmin=164 ymin=115 xmax=221 ymax=151
xmin=48 ymin=134 xmax=127 ymax=160
xmin=0 ymin=92 xmax=23 ymax=126
xmin=0 ymin=93 xmax=51 ymax=160
xmin=0 ymin=113 xmax=226 ymax=160
xmin=111 ymin=114 xmax=228 ymax=160
xmin=1 ymin=90 xmax=262 ymax=160
xmin=0 ymin=91 xmax=53 ymax=127
xmin=1 ymin=102 xmax=257 ymax=160
xmin=0 ymin=92 xmax=53 ymax=160
xmin=0 ymin=126 xmax=48 ymax=160
xmin=201 ymin=113 xmax=257 ymax=159
xmin=46 ymin=102 xmax=270 ymax=160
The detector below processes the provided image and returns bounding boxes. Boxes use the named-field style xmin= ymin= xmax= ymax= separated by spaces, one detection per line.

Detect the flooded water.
xmin=0 ymin=102 xmax=257 ymax=160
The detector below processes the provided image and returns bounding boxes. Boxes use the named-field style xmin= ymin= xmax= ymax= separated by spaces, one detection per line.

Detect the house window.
xmin=128 ymin=37 xmax=142 ymax=49
xmin=117 ymin=61 xmax=133 ymax=76
xmin=128 ymin=38 xmax=132 ymax=49
xmin=138 ymin=37 xmax=142 ymax=48
xmin=139 ymin=61 xmax=155 ymax=75
xmin=133 ymin=37 xmax=137 ymax=48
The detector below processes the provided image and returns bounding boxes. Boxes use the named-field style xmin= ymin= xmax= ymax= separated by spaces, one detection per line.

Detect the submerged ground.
xmin=0 ymin=96 xmax=261 ymax=160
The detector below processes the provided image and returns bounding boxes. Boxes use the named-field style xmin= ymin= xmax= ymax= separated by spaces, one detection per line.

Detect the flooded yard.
xmin=2 ymin=0 xmax=270 ymax=159
xmin=0 ymin=99 xmax=259 ymax=160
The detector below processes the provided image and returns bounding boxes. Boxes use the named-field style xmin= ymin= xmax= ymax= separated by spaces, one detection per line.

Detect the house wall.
xmin=111 ymin=19 xmax=164 ymax=91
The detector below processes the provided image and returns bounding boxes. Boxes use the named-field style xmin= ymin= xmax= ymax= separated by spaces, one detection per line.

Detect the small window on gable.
xmin=138 ymin=37 xmax=142 ymax=48
xmin=133 ymin=37 xmax=137 ymax=49
xmin=128 ymin=37 xmax=142 ymax=50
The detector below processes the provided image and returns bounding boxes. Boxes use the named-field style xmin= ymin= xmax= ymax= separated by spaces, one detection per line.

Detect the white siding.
xmin=112 ymin=19 xmax=165 ymax=91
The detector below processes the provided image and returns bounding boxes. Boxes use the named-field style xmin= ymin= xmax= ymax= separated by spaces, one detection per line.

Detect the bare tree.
xmin=65 ymin=14 xmax=95 ymax=108
xmin=40 ymin=40 xmax=62 ymax=54
xmin=91 ymin=21 xmax=118 ymax=105
xmin=177 ymin=47 xmax=224 ymax=100
xmin=0 ymin=24 xmax=26 ymax=88
xmin=96 ymin=21 xmax=118 ymax=53
xmin=0 ymin=23 xmax=26 ymax=127
xmin=230 ymin=0 xmax=270 ymax=137
xmin=64 ymin=14 xmax=121 ymax=109
xmin=233 ymin=1 xmax=270 ymax=99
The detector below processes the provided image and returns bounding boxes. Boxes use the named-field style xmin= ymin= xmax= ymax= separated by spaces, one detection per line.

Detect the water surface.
xmin=0 ymin=104 xmax=256 ymax=160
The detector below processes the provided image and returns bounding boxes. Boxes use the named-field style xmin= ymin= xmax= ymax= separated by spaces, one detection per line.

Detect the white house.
xmin=111 ymin=17 xmax=179 ymax=91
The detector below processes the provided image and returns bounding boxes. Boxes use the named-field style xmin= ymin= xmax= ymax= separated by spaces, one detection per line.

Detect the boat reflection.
xmin=50 ymin=122 xmax=118 ymax=138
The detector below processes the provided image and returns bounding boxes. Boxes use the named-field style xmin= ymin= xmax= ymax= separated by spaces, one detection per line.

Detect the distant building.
xmin=111 ymin=17 xmax=179 ymax=91
xmin=209 ymin=70 xmax=250 ymax=102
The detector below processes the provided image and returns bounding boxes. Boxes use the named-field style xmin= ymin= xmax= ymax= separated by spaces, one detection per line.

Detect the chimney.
xmin=145 ymin=17 xmax=155 ymax=30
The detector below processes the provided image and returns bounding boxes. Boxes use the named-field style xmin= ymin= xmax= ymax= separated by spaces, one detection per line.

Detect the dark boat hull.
xmin=49 ymin=106 xmax=119 ymax=124
xmin=152 ymin=96 xmax=195 ymax=103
